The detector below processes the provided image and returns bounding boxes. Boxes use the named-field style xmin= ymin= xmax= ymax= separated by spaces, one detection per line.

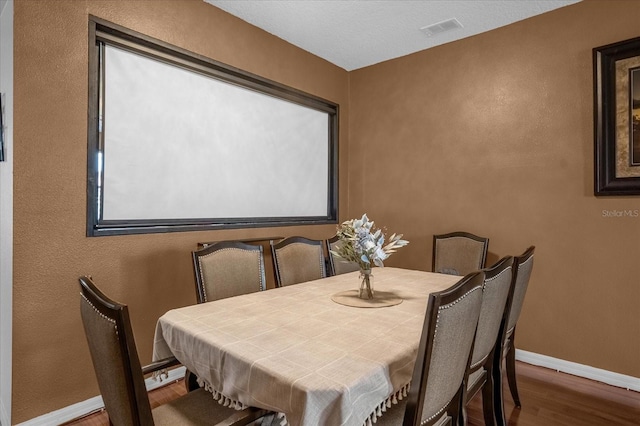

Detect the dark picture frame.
xmin=0 ymin=93 xmax=4 ymax=162
xmin=594 ymin=37 xmax=640 ymax=195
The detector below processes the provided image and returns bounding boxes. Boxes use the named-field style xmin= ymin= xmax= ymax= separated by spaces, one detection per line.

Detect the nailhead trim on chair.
xmin=482 ymin=266 xmax=512 ymax=288
xmin=274 ymin=242 xmax=326 ymax=285
xmin=505 ymin=256 xmax=534 ymax=335
xmin=427 ymin=285 xmax=482 ymax=425
xmin=81 ymin=293 xmax=118 ymax=334
xmin=434 ymin=285 xmax=482 ymax=338
xmin=422 ymin=399 xmax=452 ymax=425
xmin=470 ymin=266 xmax=513 ymax=369
xmin=198 ymin=248 xmax=264 ymax=302
xmin=436 ymin=286 xmax=482 ymax=314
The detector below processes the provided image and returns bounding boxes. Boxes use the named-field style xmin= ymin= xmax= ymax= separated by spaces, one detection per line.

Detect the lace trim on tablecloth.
xmin=196 ymin=376 xmax=250 ymax=410
xmin=363 ymin=382 xmax=410 ymax=426
xmin=154 ymin=373 xmax=287 ymax=424
xmin=199 ymin=377 xmax=288 ymax=426
xmin=156 ymin=373 xmax=408 ymax=426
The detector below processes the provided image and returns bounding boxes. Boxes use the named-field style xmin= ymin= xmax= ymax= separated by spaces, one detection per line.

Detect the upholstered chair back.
xmin=80 ymin=276 xmax=273 ymax=425
xmin=432 ymin=232 xmax=489 ymax=276
xmin=404 ymin=271 xmax=484 ymax=426
xmin=470 ymin=256 xmax=514 ymax=371
xmin=192 ymin=241 xmax=266 ymax=303
xmin=79 ymin=276 xmax=154 ymax=426
xmin=271 ymin=237 xmax=327 ymax=287
xmin=506 ymin=246 xmax=535 ymax=335
xmin=326 ymin=235 xmax=360 ymax=276
xmin=500 ymin=246 xmax=536 ymax=410
xmin=459 ymin=257 xmax=514 ymax=426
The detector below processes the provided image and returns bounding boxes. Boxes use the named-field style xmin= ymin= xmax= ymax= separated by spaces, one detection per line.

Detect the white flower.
xmin=330 ymin=214 xmax=409 ymax=270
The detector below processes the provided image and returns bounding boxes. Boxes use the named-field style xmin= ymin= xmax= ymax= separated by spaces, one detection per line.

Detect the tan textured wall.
xmin=349 ymin=0 xmax=640 ymax=378
xmin=13 ymin=0 xmax=640 ymax=422
xmin=12 ymin=0 xmax=349 ymax=422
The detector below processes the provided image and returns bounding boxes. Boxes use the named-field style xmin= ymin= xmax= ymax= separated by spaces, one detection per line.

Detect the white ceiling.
xmin=205 ymin=0 xmax=580 ymax=71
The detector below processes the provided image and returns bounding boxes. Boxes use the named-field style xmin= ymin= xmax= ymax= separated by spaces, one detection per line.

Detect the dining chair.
xmin=271 ymin=236 xmax=327 ymax=287
xmin=326 ymin=235 xmax=360 ymax=276
xmin=494 ymin=245 xmax=535 ymax=423
xmin=432 ymin=231 xmax=489 ymax=276
xmin=192 ymin=241 xmax=266 ymax=303
xmin=191 ymin=241 xmax=267 ymax=392
xmin=375 ymin=271 xmax=485 ymax=426
xmin=464 ymin=256 xmax=514 ymax=426
xmin=79 ymin=276 xmax=270 ymax=426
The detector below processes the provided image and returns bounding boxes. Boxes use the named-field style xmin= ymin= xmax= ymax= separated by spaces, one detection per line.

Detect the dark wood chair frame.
xmin=270 ymin=236 xmax=327 ymax=287
xmin=79 ymin=276 xmax=269 ymax=425
xmin=189 ymin=241 xmax=267 ymax=391
xmin=464 ymin=256 xmax=514 ymax=426
xmin=192 ymin=240 xmax=266 ymax=304
xmin=80 ymin=276 xmax=179 ymax=425
xmin=492 ymin=246 xmax=535 ymax=426
xmin=402 ymin=271 xmax=485 ymax=426
xmin=432 ymin=231 xmax=489 ymax=274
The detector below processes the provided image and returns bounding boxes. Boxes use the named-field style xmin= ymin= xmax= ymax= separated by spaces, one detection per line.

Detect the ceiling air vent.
xmin=420 ymin=18 xmax=463 ymax=37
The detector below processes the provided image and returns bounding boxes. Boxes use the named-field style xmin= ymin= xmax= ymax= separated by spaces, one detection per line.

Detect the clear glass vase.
xmin=359 ymin=269 xmax=374 ymax=299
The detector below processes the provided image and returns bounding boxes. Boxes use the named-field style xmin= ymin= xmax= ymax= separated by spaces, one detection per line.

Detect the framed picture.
xmin=594 ymin=37 xmax=640 ymax=195
xmin=0 ymin=94 xmax=4 ymax=162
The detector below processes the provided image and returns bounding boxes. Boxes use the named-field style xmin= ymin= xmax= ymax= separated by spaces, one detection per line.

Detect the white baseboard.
xmin=516 ymin=349 xmax=640 ymax=392
xmin=15 ymin=366 xmax=186 ymax=426
xmin=1 ymin=398 xmax=9 ymax=426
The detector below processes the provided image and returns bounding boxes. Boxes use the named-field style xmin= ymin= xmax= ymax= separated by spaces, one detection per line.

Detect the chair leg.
xmin=505 ymin=335 xmax=521 ymax=407
xmin=453 ymin=388 xmax=464 ymax=426
xmin=492 ymin=354 xmax=507 ymax=426
xmin=493 ymin=370 xmax=507 ymax=426
xmin=184 ymin=369 xmax=200 ymax=392
xmin=454 ymin=403 xmax=465 ymax=426
xmin=482 ymin=375 xmax=497 ymax=426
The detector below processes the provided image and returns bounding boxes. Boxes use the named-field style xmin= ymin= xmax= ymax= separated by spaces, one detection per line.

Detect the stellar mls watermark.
xmin=601 ymin=209 xmax=639 ymax=218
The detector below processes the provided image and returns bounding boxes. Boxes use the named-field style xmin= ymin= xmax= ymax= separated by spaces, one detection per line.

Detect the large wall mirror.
xmin=87 ymin=17 xmax=338 ymax=236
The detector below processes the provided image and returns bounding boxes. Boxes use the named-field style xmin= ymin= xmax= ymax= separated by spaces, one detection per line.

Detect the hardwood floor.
xmin=65 ymin=361 xmax=640 ymax=426
xmin=62 ymin=380 xmax=188 ymax=426
xmin=466 ymin=362 xmax=640 ymax=426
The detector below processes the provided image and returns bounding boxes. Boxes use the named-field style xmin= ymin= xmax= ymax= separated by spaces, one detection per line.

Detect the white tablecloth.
xmin=153 ymin=267 xmax=460 ymax=426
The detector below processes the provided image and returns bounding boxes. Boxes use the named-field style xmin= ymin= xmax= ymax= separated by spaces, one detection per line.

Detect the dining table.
xmin=152 ymin=267 xmax=461 ymax=426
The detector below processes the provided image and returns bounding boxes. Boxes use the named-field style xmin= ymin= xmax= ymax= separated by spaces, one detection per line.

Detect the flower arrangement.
xmin=331 ymin=214 xmax=409 ymax=299
xmin=331 ymin=213 xmax=409 ymax=270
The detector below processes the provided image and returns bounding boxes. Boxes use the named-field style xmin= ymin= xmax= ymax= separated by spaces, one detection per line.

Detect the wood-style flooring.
xmin=64 ymin=361 xmax=640 ymax=426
